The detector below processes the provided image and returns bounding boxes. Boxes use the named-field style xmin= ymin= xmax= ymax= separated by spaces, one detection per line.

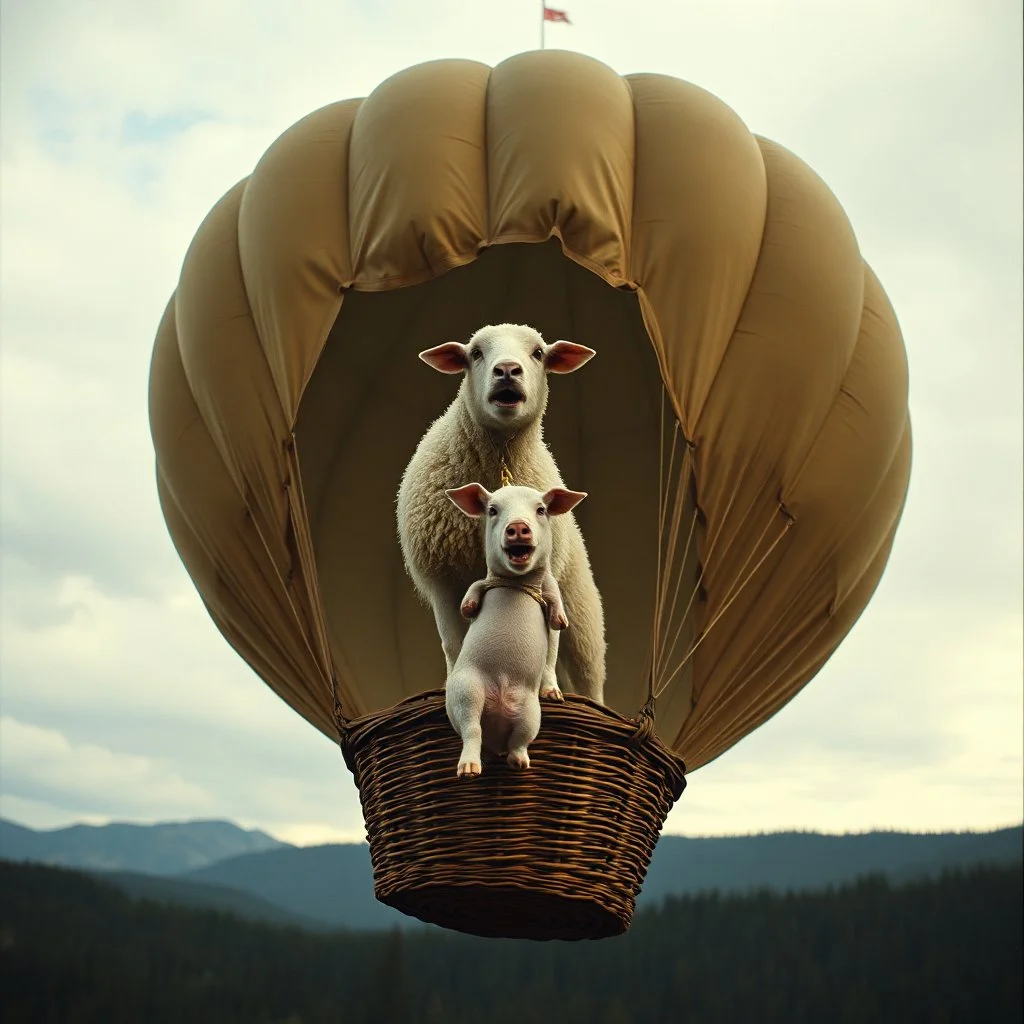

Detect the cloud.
xmin=0 ymin=574 xmax=368 ymax=840
xmin=0 ymin=716 xmax=213 ymax=817
xmin=120 ymin=109 xmax=216 ymax=146
xmin=0 ymin=0 xmax=1020 ymax=844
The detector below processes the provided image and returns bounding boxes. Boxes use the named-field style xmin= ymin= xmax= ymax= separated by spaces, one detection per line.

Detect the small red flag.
xmin=543 ymin=7 xmax=571 ymax=23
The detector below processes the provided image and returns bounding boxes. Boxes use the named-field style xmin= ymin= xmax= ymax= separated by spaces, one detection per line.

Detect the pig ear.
xmin=419 ymin=342 xmax=469 ymax=374
xmin=543 ymin=488 xmax=588 ymax=516
xmin=445 ymin=483 xmax=491 ymax=517
xmin=545 ymin=341 xmax=596 ymax=374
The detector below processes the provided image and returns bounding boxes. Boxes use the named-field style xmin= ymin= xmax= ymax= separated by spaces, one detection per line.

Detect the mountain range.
xmin=2 ymin=816 xmax=1020 ymax=932
xmin=0 ymin=817 xmax=285 ymax=874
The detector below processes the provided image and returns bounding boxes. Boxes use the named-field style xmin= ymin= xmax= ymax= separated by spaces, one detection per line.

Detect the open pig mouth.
xmin=489 ymin=384 xmax=526 ymax=408
xmin=503 ymin=543 xmax=534 ymax=567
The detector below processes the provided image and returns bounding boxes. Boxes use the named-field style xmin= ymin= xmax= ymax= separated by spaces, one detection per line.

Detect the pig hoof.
xmin=550 ymin=612 xmax=569 ymax=630
xmin=457 ymin=760 xmax=482 ymax=778
xmin=540 ymin=685 xmax=564 ymax=702
xmin=507 ymin=750 xmax=530 ymax=770
xmin=461 ymin=599 xmax=479 ymax=619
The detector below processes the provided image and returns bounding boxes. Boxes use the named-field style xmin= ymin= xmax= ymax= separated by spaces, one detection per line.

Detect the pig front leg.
xmin=430 ymin=579 xmax=471 ymax=676
xmin=459 ymin=579 xmax=488 ymax=620
xmin=541 ymin=572 xmax=568 ymax=631
xmin=445 ymin=667 xmax=486 ymax=778
xmin=506 ymin=695 xmax=542 ymax=771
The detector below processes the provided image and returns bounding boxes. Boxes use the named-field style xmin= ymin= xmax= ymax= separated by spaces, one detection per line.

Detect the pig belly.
xmin=459 ymin=591 xmax=549 ymax=755
xmin=465 ymin=590 xmax=549 ymax=679
xmin=480 ymin=679 xmax=533 ymax=756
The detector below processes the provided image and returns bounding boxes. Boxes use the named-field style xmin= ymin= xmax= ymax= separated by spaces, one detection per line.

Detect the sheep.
xmin=396 ymin=323 xmax=606 ymax=704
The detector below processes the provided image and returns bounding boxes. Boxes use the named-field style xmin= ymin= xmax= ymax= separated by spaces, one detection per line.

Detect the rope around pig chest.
xmin=476 ymin=574 xmax=547 ymax=609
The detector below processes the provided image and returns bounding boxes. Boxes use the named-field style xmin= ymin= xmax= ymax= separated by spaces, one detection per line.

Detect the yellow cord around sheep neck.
xmin=495 ymin=436 xmax=514 ymax=488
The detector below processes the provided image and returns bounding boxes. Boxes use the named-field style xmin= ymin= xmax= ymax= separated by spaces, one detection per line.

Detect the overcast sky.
xmin=1 ymin=0 xmax=1021 ymax=846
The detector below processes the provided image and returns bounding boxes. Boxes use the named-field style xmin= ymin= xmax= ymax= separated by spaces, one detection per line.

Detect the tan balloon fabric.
xmin=149 ymin=51 xmax=911 ymax=772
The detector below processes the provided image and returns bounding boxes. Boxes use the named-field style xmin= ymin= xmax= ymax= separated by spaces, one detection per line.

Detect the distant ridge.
xmin=2 ymin=817 xmax=1019 ymax=933
xmin=640 ymin=825 xmax=1024 ymax=902
xmin=185 ymin=843 xmax=416 ymax=932
xmin=185 ymin=824 xmax=1022 ymax=931
xmin=0 ymin=817 xmax=289 ymax=875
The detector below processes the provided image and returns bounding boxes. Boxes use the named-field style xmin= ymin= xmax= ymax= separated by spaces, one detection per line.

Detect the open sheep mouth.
xmin=489 ymin=384 xmax=526 ymax=408
xmin=503 ymin=543 xmax=534 ymax=567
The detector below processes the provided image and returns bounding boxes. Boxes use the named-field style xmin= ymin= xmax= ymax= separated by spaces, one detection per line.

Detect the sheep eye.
xmin=471 ymin=349 xmax=483 ymax=362
xmin=487 ymin=506 xmax=497 ymax=516
xmin=532 ymin=347 xmax=543 ymax=361
xmin=537 ymin=506 xmax=546 ymax=516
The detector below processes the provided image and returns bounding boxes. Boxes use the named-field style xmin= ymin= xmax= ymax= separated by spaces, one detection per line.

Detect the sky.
xmin=0 ymin=0 xmax=1021 ymax=847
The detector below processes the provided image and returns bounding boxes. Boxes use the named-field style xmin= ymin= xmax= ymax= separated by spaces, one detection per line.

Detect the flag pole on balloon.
xmin=541 ymin=5 xmax=572 ymax=50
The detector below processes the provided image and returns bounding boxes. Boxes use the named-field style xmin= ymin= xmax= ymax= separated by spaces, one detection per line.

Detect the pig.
xmin=396 ymin=323 xmax=606 ymax=705
xmin=443 ymin=482 xmax=587 ymax=777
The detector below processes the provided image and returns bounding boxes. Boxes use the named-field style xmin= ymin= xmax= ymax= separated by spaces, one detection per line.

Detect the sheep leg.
xmin=431 ymin=581 xmax=470 ymax=676
xmin=540 ymin=628 xmax=563 ymax=701
xmin=556 ymin=552 xmax=607 ymax=705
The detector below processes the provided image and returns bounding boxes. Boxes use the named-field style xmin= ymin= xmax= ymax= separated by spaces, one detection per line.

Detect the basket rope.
xmin=648 ymin=392 xmax=797 ymax=706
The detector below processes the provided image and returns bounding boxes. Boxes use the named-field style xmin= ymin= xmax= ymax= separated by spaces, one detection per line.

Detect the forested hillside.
xmin=1 ymin=860 xmax=1019 ymax=1023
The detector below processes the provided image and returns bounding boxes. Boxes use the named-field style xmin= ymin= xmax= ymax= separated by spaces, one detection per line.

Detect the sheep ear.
xmin=545 ymin=341 xmax=596 ymax=374
xmin=419 ymin=342 xmax=469 ymax=374
xmin=446 ymin=483 xmax=491 ymax=517
xmin=543 ymin=488 xmax=587 ymax=516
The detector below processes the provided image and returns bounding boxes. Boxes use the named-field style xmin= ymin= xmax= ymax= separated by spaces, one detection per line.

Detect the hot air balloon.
xmin=149 ymin=51 xmax=911 ymax=940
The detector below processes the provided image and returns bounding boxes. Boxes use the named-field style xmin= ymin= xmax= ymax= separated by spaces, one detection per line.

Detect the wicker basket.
xmin=340 ymin=689 xmax=687 ymax=941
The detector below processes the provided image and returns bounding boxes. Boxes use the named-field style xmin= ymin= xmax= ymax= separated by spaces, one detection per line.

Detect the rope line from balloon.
xmin=652 ymin=451 xmax=699 ymax=684
xmin=652 ymin=511 xmax=793 ymax=700
xmin=652 ymin=420 xmax=692 ymax=677
xmin=651 ymin=401 xmax=703 ymax=697
xmin=236 ymin=433 xmax=345 ymax=735
xmin=284 ymin=437 xmax=342 ymax=680
xmin=652 ymin=410 xmax=751 ymax=690
xmin=658 ymin=489 xmax=787 ymax=688
xmin=698 ymin=571 xmax=824 ymax=738
xmin=649 ymin=394 xmax=683 ymax=710
xmin=283 ymin=436 xmax=352 ymax=734
xmin=648 ymin=392 xmax=796 ymax=706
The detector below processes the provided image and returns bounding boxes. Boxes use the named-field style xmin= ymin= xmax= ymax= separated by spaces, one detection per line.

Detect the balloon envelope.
xmin=149 ymin=52 xmax=911 ymax=771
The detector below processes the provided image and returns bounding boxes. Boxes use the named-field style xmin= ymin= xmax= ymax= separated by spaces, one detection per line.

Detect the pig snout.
xmin=492 ymin=360 xmax=523 ymax=380
xmin=504 ymin=520 xmax=533 ymax=544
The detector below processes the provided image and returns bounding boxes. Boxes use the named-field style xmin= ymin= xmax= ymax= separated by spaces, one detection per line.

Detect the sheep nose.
xmin=505 ymin=520 xmax=532 ymax=542
xmin=493 ymin=360 xmax=523 ymax=379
